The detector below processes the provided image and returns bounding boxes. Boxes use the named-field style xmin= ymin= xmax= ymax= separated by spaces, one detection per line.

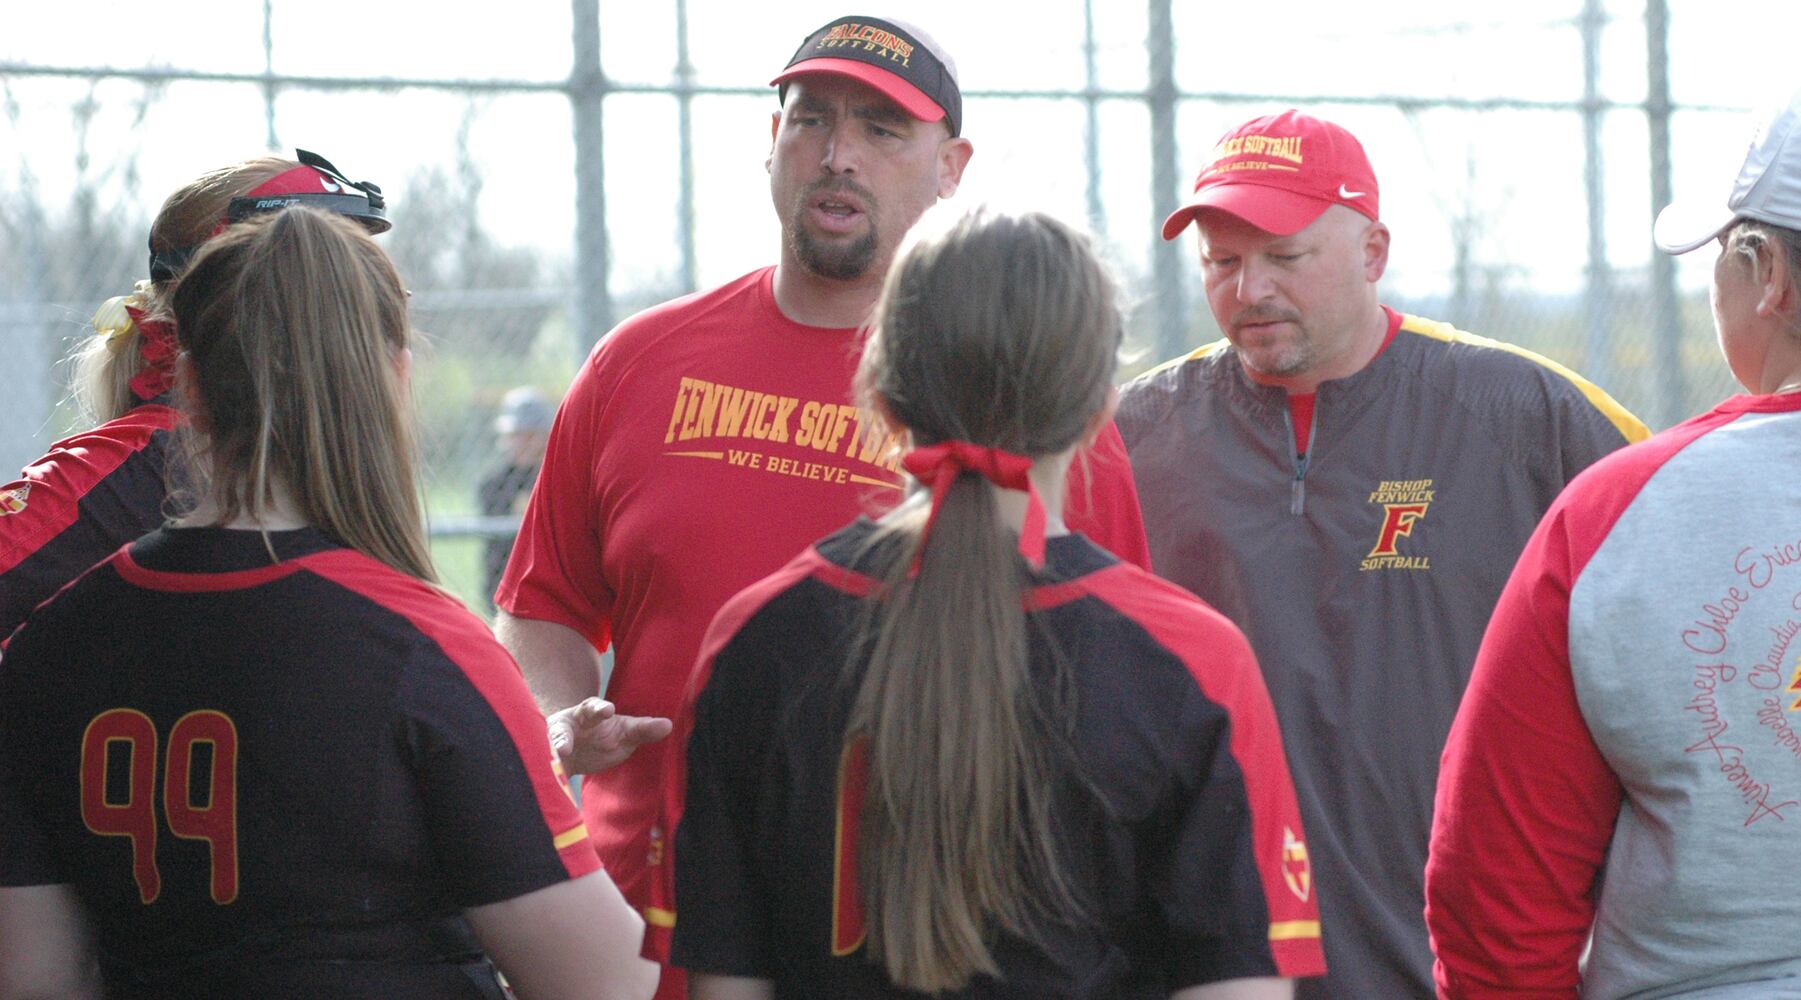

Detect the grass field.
xmin=430 ymin=532 xmax=496 ymax=623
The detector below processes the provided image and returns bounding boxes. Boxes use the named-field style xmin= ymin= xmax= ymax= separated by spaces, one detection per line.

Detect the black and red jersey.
xmin=0 ymin=402 xmax=180 ymax=639
xmin=653 ymin=519 xmax=1325 ymax=997
xmin=0 ymin=526 xmax=597 ymax=998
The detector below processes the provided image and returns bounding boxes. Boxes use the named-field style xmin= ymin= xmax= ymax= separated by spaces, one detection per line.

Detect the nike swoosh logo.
xmin=320 ymin=177 xmax=342 ymax=193
xmin=1338 ymin=184 xmax=1366 ymax=199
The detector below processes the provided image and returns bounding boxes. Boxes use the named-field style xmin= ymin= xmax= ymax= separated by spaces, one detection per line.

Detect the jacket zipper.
xmin=1285 ymin=400 xmax=1319 ymax=515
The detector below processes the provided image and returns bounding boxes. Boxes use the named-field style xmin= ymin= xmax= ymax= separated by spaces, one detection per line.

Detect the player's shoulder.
xmin=586 ymin=267 xmax=774 ymax=367
xmin=292 ymin=547 xmax=513 ymax=674
xmin=1116 ymin=339 xmax=1237 ymax=441
xmin=14 ymin=403 xmax=179 ymax=482
xmin=1045 ymin=561 xmax=1256 ymax=693
xmin=1396 ymin=312 xmax=1602 ymax=397
xmin=708 ymin=531 xmax=860 ymax=656
xmin=1083 ymin=561 xmax=1249 ymax=649
xmin=1393 ymin=312 xmax=1648 ymax=442
xmin=1557 ymin=397 xmax=1769 ymax=519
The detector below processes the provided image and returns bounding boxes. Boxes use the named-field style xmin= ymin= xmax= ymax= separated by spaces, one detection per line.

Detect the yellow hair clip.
xmin=92 ymin=280 xmax=154 ymax=345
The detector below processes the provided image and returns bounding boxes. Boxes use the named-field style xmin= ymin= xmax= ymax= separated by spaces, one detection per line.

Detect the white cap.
xmin=1656 ymin=89 xmax=1801 ymax=255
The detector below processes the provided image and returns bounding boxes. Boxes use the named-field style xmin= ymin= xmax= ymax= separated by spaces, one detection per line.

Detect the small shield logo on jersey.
xmin=1282 ymin=826 xmax=1311 ymax=902
xmin=646 ymin=823 xmax=664 ymax=869
xmin=0 ymin=483 xmax=28 ymax=515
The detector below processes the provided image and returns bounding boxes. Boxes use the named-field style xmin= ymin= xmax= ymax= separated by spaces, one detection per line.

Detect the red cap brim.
xmin=772 ymin=57 xmax=946 ymax=124
xmin=1161 ymin=183 xmax=1334 ymax=240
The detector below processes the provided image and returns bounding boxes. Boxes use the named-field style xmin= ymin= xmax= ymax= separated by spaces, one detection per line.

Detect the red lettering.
xmin=81 ymin=709 xmax=160 ymax=904
xmin=78 ymin=708 xmax=243 ymax=906
xmin=164 ymin=711 xmax=239 ymax=904
xmin=1369 ymin=503 xmax=1429 ymax=557
xmin=831 ymin=738 xmax=869 ymax=956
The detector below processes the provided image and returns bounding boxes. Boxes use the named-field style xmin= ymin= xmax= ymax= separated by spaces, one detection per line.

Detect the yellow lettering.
xmin=717 ymin=388 xmax=755 ymax=437
xmin=769 ymin=396 xmax=799 ymax=444
xmin=803 ymin=403 xmax=828 ymax=450
xmin=693 ymin=381 xmax=725 ymax=439
xmin=748 ymin=395 xmax=778 ymax=440
xmin=854 ymin=418 xmax=887 ymax=463
xmin=826 ymin=404 xmax=859 ymax=453
xmin=678 ymin=380 xmax=706 ymax=440
xmin=663 ymin=378 xmax=695 ymax=444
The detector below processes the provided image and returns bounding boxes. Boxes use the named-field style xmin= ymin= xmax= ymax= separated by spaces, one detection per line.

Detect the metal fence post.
xmin=571 ymin=0 xmax=613 ymax=356
xmin=675 ymin=0 xmax=699 ymax=295
xmin=1581 ymin=0 xmax=1613 ymax=391
xmin=1083 ymin=0 xmax=1105 ymax=242
xmin=1 ymin=186 xmax=53 ymax=475
xmin=1645 ymin=0 xmax=1684 ymax=426
xmin=262 ymin=0 xmax=278 ymax=150
xmin=1147 ymin=0 xmax=1186 ymax=361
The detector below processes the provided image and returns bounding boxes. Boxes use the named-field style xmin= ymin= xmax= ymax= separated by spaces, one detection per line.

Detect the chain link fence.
xmin=0 ymin=0 xmax=1767 ymax=611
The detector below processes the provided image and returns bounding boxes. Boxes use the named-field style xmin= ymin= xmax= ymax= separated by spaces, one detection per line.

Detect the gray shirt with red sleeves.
xmin=1429 ymin=392 xmax=1801 ymax=999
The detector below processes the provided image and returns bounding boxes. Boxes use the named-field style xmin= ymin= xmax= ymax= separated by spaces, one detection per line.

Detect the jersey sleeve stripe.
xmin=299 ymin=549 xmax=600 ymax=880
xmin=553 ymin=823 xmax=590 ymax=850
xmin=1270 ymin=920 xmax=1322 ymax=941
xmin=1397 ymin=314 xmax=1650 ymax=444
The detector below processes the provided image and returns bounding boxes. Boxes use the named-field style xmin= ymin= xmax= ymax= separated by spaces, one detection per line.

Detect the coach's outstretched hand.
xmin=548 ymin=698 xmax=674 ymax=775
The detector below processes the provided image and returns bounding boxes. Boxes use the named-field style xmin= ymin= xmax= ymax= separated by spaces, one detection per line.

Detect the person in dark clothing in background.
xmin=478 ymin=386 xmax=554 ymax=607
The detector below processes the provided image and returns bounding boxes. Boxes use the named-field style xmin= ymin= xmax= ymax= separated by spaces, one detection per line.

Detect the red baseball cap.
xmin=1162 ymin=109 xmax=1379 ymax=240
xmin=771 ymin=16 xmax=962 ymax=136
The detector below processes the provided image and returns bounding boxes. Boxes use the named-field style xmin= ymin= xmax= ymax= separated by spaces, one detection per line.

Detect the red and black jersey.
xmin=0 ymin=402 xmax=180 ymax=639
xmin=656 ymin=520 xmax=1325 ymax=997
xmin=0 ymin=526 xmax=598 ymax=998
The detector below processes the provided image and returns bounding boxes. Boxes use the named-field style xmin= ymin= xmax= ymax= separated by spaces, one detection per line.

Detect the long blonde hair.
xmin=73 ymin=157 xmax=297 ymax=424
xmin=849 ymin=207 xmax=1122 ymax=992
xmin=168 ymin=207 xmax=435 ymax=582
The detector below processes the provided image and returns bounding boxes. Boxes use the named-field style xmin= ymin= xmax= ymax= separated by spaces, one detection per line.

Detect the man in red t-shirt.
xmin=494 ymin=16 xmax=1150 ymax=999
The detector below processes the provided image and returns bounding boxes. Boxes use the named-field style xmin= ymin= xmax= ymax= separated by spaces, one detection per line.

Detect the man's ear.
xmin=937 ymin=137 xmax=974 ymax=199
xmin=767 ymin=111 xmax=781 ymax=173
xmin=1362 ymin=220 xmax=1391 ymax=283
xmin=1757 ymin=237 xmax=1797 ymax=320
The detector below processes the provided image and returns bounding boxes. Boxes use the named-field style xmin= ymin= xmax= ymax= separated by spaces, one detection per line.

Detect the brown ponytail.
xmin=849 ymin=207 xmax=1122 ymax=991
xmin=168 ymin=206 xmax=435 ymax=582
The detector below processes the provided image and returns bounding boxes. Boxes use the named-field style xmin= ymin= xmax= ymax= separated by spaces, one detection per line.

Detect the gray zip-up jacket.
xmin=1117 ymin=311 xmax=1648 ymax=999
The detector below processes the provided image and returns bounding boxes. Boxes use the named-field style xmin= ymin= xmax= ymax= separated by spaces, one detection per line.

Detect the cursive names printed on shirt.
xmin=1674 ymin=542 xmax=1801 ymax=828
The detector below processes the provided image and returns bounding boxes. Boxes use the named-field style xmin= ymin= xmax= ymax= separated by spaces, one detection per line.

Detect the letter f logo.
xmin=1369 ymin=503 xmax=1429 ymax=557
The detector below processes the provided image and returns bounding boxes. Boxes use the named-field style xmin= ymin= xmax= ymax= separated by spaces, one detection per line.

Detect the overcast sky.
xmin=3 ymin=0 xmax=1795 ymax=302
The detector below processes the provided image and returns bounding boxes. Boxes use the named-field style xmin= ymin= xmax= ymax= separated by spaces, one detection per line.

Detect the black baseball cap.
xmin=771 ymin=16 xmax=962 ymax=137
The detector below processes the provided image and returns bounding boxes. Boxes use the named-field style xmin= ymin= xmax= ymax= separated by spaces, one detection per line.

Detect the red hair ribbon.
xmin=901 ymin=441 xmax=1046 ymax=570
xmin=125 ymin=304 xmax=178 ymax=402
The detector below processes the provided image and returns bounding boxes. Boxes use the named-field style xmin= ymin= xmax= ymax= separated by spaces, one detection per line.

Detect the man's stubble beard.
xmin=787 ymin=218 xmax=880 ymax=281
